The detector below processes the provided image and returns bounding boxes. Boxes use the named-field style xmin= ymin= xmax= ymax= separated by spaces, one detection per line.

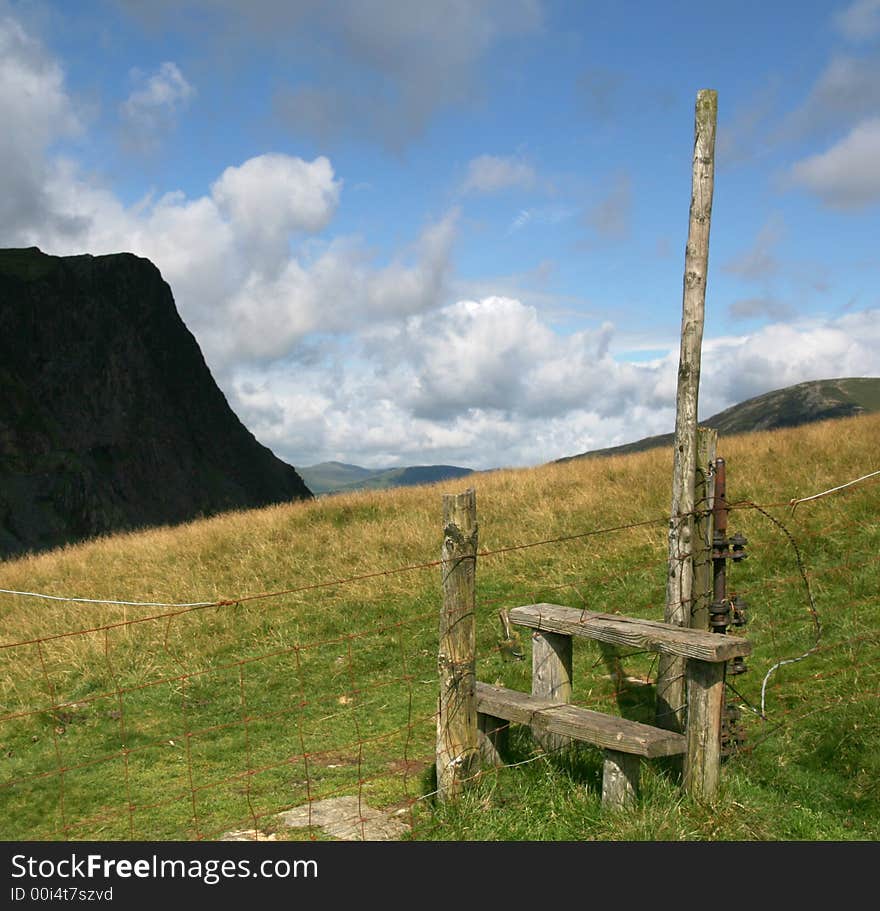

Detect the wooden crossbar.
xmin=475 ymin=681 xmax=686 ymax=759
xmin=508 ymin=603 xmax=751 ymax=663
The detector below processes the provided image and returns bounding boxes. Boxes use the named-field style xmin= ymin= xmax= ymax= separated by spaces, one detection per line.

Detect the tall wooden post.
xmin=656 ymin=89 xmax=718 ymax=734
xmin=691 ymin=428 xmax=717 ymax=632
xmin=437 ymin=488 xmax=479 ymax=801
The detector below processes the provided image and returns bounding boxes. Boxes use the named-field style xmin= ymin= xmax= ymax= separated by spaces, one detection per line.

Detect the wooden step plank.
xmin=475 ymin=681 xmax=686 ymax=758
xmin=508 ymin=603 xmax=751 ymax=663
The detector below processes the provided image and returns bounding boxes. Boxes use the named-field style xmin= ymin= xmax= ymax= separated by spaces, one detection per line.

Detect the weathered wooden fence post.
xmin=656 ymin=88 xmax=718 ymax=735
xmin=437 ymin=488 xmax=479 ymax=801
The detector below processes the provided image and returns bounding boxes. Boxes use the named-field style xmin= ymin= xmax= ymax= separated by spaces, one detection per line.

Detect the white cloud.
xmin=179 ymin=206 xmax=458 ymax=363
xmin=461 ymin=155 xmax=537 ymax=193
xmin=0 ymin=13 xmax=82 ymax=235
xmin=510 ymin=210 xmax=532 ymax=232
xmin=781 ymin=55 xmax=880 ymax=141
xmin=211 ymin=154 xmax=341 ymax=273
xmin=119 ymin=61 xmax=195 ymax=150
xmin=834 ymin=0 xmax=880 ymax=41
xmin=789 ymin=117 xmax=880 ymax=208
xmin=212 ymin=154 xmax=339 ymax=238
xmin=699 ymin=312 xmax=880 ymax=416
xmin=122 ymin=61 xmax=194 ymax=121
xmin=6 ymin=147 xmax=350 ymax=357
xmin=3 ymin=119 xmax=453 ymax=368
xmin=232 ymin=304 xmax=880 ymax=470
xmin=507 ymin=205 xmax=576 ymax=235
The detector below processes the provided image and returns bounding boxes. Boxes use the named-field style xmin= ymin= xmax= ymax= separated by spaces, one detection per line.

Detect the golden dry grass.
xmin=1 ymin=410 xmax=877 ymax=667
xmin=0 ymin=411 xmax=878 ymax=840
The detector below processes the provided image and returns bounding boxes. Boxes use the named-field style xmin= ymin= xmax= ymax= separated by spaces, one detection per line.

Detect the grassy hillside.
xmin=708 ymin=377 xmax=880 ymax=434
xmin=1 ymin=412 xmax=878 ymax=841
xmin=296 ymin=461 xmax=376 ymax=494
xmin=558 ymin=377 xmax=880 ymax=462
xmin=299 ymin=461 xmax=474 ymax=495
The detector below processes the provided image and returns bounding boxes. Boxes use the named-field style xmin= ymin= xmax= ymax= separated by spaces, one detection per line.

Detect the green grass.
xmin=836 ymin=377 xmax=880 ymax=413
xmin=1 ymin=412 xmax=878 ymax=841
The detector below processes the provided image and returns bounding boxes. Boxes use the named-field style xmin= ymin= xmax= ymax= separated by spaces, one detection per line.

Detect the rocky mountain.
xmin=0 ymin=247 xmax=312 ymax=559
xmin=298 ymin=461 xmax=474 ymax=495
xmin=556 ymin=377 xmax=880 ymax=463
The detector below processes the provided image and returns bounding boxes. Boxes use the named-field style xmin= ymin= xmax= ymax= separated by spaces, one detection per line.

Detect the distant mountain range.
xmin=298 ymin=462 xmax=474 ymax=495
xmin=304 ymin=378 xmax=880 ymax=492
xmin=556 ymin=377 xmax=880 ymax=463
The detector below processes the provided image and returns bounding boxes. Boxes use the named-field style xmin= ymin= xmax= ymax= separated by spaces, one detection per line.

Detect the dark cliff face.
xmin=0 ymin=247 xmax=312 ymax=559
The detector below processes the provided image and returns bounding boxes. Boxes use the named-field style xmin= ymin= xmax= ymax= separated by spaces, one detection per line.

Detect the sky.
xmin=1 ymin=0 xmax=879 ymax=471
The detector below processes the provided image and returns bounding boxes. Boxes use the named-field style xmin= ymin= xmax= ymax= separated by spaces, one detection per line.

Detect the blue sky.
xmin=2 ymin=1 xmax=879 ymax=470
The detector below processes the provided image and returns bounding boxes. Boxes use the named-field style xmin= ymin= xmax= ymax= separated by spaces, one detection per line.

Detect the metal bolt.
xmin=730 ymin=531 xmax=748 ymax=562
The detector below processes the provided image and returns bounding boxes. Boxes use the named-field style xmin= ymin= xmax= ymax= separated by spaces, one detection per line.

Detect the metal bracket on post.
xmin=710 ymin=458 xmax=749 ymax=756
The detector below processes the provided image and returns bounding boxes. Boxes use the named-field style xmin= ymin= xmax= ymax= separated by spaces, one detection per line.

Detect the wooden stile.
xmin=478 ymin=599 xmax=747 ymax=808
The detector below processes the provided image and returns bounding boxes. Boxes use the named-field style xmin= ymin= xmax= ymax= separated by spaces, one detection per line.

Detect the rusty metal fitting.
xmin=709 ymin=599 xmax=731 ymax=630
xmin=729 ymin=656 xmax=748 ymax=675
xmin=730 ymin=531 xmax=748 ymax=562
xmin=731 ymin=594 xmax=748 ymax=627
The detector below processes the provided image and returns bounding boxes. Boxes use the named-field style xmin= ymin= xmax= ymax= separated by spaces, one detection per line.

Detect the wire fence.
xmin=1 ymin=467 xmax=877 ymax=841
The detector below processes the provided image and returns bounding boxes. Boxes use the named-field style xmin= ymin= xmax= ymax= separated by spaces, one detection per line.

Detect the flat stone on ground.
xmin=276 ymin=796 xmax=410 ymax=841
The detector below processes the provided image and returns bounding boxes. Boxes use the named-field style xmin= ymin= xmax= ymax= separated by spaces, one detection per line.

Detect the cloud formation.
xmin=834 ymin=0 xmax=880 ymax=41
xmin=461 ymin=155 xmax=537 ymax=194
xmin=0 ymin=13 xmax=82 ymax=237
xmin=0 ymin=18 xmax=455 ymax=370
xmin=231 ymin=302 xmax=880 ymax=470
xmin=789 ymin=117 xmax=880 ymax=208
xmin=4 ymin=8 xmax=880 ymax=472
xmin=781 ymin=55 xmax=880 ymax=141
xmin=119 ymin=61 xmax=195 ymax=150
xmin=119 ymin=0 xmax=543 ymax=151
